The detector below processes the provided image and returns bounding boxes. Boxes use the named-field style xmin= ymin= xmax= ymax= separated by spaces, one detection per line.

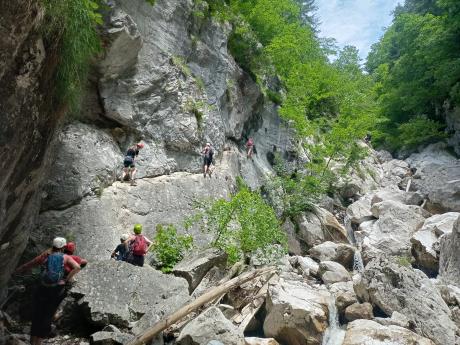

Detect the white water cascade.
xmin=322 ymin=298 xmax=346 ymax=345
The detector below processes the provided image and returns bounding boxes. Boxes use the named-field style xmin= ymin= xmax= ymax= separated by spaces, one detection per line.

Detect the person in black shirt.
xmin=122 ymin=142 xmax=144 ymax=185
xmin=201 ymin=142 xmax=214 ymax=178
xmin=111 ymin=234 xmax=129 ymax=261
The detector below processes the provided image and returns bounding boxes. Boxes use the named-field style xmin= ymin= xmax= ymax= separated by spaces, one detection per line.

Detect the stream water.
xmin=322 ymin=298 xmax=346 ymax=345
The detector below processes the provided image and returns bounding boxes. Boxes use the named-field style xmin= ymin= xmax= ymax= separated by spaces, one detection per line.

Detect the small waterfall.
xmin=322 ymin=298 xmax=346 ymax=345
xmin=344 ymin=214 xmax=356 ymax=245
xmin=353 ymin=249 xmax=365 ymax=273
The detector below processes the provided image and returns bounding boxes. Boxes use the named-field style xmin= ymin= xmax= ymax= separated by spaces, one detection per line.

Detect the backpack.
xmin=131 ymin=235 xmax=147 ymax=256
xmin=41 ymin=253 xmax=64 ymax=286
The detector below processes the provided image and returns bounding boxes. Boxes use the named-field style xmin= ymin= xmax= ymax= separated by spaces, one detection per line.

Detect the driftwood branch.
xmin=126 ymin=266 xmax=275 ymax=345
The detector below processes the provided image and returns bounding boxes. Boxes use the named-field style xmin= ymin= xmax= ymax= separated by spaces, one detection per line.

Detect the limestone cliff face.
xmin=0 ymin=1 xmax=61 ymax=297
xmin=31 ymin=0 xmax=294 ymax=261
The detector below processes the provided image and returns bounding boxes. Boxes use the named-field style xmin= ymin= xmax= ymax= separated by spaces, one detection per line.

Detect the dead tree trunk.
xmin=126 ymin=266 xmax=275 ymax=345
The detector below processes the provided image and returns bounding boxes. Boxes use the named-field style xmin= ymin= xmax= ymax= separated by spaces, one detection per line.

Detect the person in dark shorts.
xmin=201 ymin=142 xmax=214 ymax=178
xmin=14 ymin=237 xmax=80 ymax=345
xmin=126 ymin=224 xmax=153 ymax=267
xmin=122 ymin=142 xmax=144 ymax=185
xmin=111 ymin=234 xmax=129 ymax=261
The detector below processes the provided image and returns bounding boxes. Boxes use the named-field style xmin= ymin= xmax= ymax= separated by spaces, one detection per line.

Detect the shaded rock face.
xmin=0 ymin=0 xmax=61 ymax=295
xmin=411 ymin=212 xmax=459 ymax=274
xmin=354 ymin=256 xmax=456 ymax=345
xmin=406 ymin=143 xmax=460 ymax=212
xmin=343 ymin=319 xmax=436 ymax=345
xmin=70 ymin=260 xmax=190 ymax=327
xmin=263 ymin=273 xmax=330 ymax=345
xmin=177 ymin=307 xmax=244 ymax=345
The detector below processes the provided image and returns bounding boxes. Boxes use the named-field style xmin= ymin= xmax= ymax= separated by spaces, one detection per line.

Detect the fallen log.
xmin=126 ymin=266 xmax=275 ymax=345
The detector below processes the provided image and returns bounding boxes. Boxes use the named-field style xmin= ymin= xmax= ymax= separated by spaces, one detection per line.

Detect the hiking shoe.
xmin=130 ymin=180 xmax=137 ymax=186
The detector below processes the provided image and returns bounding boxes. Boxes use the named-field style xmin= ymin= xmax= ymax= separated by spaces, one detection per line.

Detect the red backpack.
xmin=131 ymin=235 xmax=147 ymax=256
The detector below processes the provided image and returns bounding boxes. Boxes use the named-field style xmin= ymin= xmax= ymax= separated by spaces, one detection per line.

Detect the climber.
xmin=122 ymin=142 xmax=145 ymax=186
xmin=246 ymin=137 xmax=254 ymax=159
xmin=111 ymin=234 xmax=130 ymax=261
xmin=14 ymin=237 xmax=81 ymax=345
xmin=126 ymin=224 xmax=153 ymax=267
xmin=201 ymin=142 xmax=214 ymax=178
xmin=63 ymin=242 xmax=87 ymax=275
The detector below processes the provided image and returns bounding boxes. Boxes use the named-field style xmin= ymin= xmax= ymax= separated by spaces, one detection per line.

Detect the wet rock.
xmin=309 ymin=241 xmax=355 ymax=270
xmin=329 ymin=281 xmax=358 ymax=314
xmin=439 ymin=215 xmax=460 ymax=287
xmin=406 ymin=143 xmax=460 ymax=212
xmin=177 ymin=307 xmax=244 ymax=345
xmin=343 ymin=319 xmax=436 ymax=345
xmin=411 ymin=212 xmax=459 ymax=274
xmin=318 ymin=261 xmax=351 ymax=285
xmin=173 ymin=248 xmax=227 ymax=293
xmin=71 ymin=260 xmax=190 ymax=328
xmin=353 ymin=256 xmax=456 ymax=345
xmin=344 ymin=302 xmax=373 ymax=322
xmin=263 ymin=273 xmax=330 ymax=345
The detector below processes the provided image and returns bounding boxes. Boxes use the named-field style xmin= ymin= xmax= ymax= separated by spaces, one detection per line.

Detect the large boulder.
xmin=177 ymin=307 xmax=244 ymax=345
xmin=309 ymin=241 xmax=355 ymax=270
xmin=439 ymin=215 xmax=460 ymax=287
xmin=328 ymin=281 xmax=358 ymax=314
xmin=244 ymin=338 xmax=279 ymax=345
xmin=411 ymin=212 xmax=459 ymax=274
xmin=41 ymin=122 xmax=122 ymax=210
xmin=356 ymin=200 xmax=429 ymax=258
xmin=263 ymin=273 xmax=330 ymax=345
xmin=346 ymin=195 xmax=373 ymax=225
xmin=71 ymin=260 xmax=190 ymax=327
xmin=371 ymin=189 xmax=424 ymax=206
xmin=406 ymin=143 xmax=460 ymax=212
xmin=318 ymin=261 xmax=351 ymax=285
xmin=173 ymin=248 xmax=227 ymax=293
xmin=353 ymin=256 xmax=456 ymax=345
xmin=343 ymin=319 xmax=436 ymax=345
xmin=344 ymin=302 xmax=373 ymax=322
xmin=294 ymin=207 xmax=349 ymax=248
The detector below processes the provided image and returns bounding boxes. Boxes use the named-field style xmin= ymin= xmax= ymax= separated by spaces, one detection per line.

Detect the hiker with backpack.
xmin=63 ymin=242 xmax=87 ymax=275
xmin=122 ymin=142 xmax=144 ymax=186
xmin=246 ymin=137 xmax=254 ymax=159
xmin=201 ymin=142 xmax=214 ymax=178
xmin=14 ymin=237 xmax=80 ymax=345
xmin=126 ymin=224 xmax=153 ymax=267
xmin=111 ymin=234 xmax=130 ymax=261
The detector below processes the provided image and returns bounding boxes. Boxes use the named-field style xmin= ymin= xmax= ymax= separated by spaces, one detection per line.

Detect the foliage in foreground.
xmin=188 ymin=181 xmax=287 ymax=264
xmin=151 ymin=224 xmax=193 ymax=273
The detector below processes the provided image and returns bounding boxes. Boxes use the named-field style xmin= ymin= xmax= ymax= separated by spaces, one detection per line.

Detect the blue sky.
xmin=315 ymin=0 xmax=402 ymax=61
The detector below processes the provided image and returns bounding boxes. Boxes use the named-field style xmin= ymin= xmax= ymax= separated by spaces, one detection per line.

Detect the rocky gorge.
xmin=1 ymin=0 xmax=460 ymax=345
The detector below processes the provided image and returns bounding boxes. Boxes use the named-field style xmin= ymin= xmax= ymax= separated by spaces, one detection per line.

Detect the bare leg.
xmin=130 ymin=168 xmax=137 ymax=185
xmin=31 ymin=336 xmax=42 ymax=345
xmin=247 ymin=147 xmax=253 ymax=159
xmin=121 ymin=167 xmax=129 ymax=181
xmin=203 ymin=164 xmax=208 ymax=178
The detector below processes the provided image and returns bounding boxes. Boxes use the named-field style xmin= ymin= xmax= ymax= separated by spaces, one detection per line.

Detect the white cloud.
xmin=315 ymin=0 xmax=401 ymax=60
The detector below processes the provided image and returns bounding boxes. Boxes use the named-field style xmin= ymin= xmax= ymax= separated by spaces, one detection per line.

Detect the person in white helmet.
xmin=15 ymin=237 xmax=81 ymax=345
xmin=111 ymin=234 xmax=130 ymax=261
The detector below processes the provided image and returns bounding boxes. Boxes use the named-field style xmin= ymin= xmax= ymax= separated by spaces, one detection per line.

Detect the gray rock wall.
xmin=0 ymin=0 xmax=61 ymax=296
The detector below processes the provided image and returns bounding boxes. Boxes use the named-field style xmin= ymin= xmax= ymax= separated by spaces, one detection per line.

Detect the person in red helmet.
xmin=122 ymin=142 xmax=144 ymax=186
xmin=63 ymin=242 xmax=87 ymax=276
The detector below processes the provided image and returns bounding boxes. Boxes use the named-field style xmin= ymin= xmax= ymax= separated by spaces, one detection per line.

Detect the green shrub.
xmin=184 ymin=99 xmax=205 ymax=129
xmin=171 ymin=56 xmax=192 ymax=77
xmin=151 ymin=224 xmax=194 ymax=273
xmin=397 ymin=256 xmax=412 ymax=267
xmin=189 ymin=183 xmax=287 ymax=264
xmin=397 ymin=116 xmax=446 ymax=149
xmin=41 ymin=0 xmax=103 ymax=111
